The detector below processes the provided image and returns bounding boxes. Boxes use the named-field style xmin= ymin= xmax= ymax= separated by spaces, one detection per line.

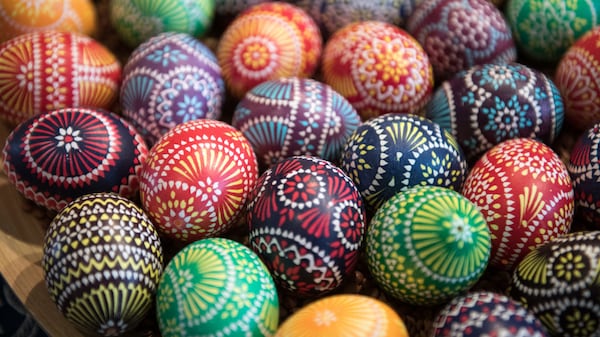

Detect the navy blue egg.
xmin=569 ymin=123 xmax=600 ymax=228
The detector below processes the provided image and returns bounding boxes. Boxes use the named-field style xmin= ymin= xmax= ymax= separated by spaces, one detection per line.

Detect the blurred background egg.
xmin=42 ymin=193 xmax=163 ymax=336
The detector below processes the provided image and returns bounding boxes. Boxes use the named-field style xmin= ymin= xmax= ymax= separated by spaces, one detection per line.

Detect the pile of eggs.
xmin=1 ymin=0 xmax=600 ymax=336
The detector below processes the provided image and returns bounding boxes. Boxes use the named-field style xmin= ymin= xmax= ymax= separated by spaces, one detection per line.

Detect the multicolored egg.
xmin=156 ymin=238 xmax=279 ymax=337
xmin=232 ymin=77 xmax=361 ymax=170
xmin=121 ymin=32 xmax=225 ymax=146
xmin=247 ymin=156 xmax=366 ymax=297
xmin=366 ymin=185 xmax=491 ymax=306
xmin=510 ymin=231 xmax=600 ymax=337
xmin=505 ymin=0 xmax=600 ymax=63
xmin=2 ymin=107 xmax=148 ymax=211
xmin=109 ymin=0 xmax=215 ymax=47
xmin=0 ymin=0 xmax=97 ymax=42
xmin=339 ymin=113 xmax=467 ymax=213
xmin=140 ymin=119 xmax=258 ymax=243
xmin=42 ymin=193 xmax=163 ymax=336
xmin=462 ymin=138 xmax=574 ymax=271
xmin=217 ymin=2 xmax=322 ymax=98
xmin=406 ymin=0 xmax=516 ymax=81
xmin=274 ymin=294 xmax=409 ymax=337
xmin=432 ymin=291 xmax=548 ymax=337
xmin=0 ymin=31 xmax=121 ymax=125
xmin=426 ymin=63 xmax=565 ymax=163
xmin=555 ymin=26 xmax=600 ymax=131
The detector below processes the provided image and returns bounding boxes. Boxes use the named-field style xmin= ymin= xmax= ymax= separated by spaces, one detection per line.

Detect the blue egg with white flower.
xmin=121 ymin=32 xmax=225 ymax=146
xmin=425 ymin=63 xmax=564 ymax=163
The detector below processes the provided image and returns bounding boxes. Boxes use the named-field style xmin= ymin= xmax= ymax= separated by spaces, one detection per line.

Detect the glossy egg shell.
xmin=140 ymin=119 xmax=258 ymax=243
xmin=121 ymin=32 xmax=225 ymax=146
xmin=432 ymin=291 xmax=548 ymax=337
xmin=2 ymin=107 xmax=148 ymax=211
xmin=0 ymin=31 xmax=121 ymax=125
xmin=366 ymin=185 xmax=491 ymax=306
xmin=462 ymin=138 xmax=574 ymax=270
xmin=246 ymin=156 xmax=366 ymax=297
xmin=274 ymin=294 xmax=409 ymax=337
xmin=232 ymin=77 xmax=361 ymax=171
xmin=510 ymin=231 xmax=600 ymax=337
xmin=42 ymin=193 xmax=163 ymax=336
xmin=156 ymin=237 xmax=279 ymax=337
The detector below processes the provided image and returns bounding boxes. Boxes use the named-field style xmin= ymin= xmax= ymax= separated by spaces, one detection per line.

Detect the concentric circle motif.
xmin=339 ymin=113 xmax=467 ymax=213
xmin=121 ymin=32 xmax=225 ymax=146
xmin=0 ymin=31 xmax=121 ymax=125
xmin=232 ymin=77 xmax=360 ymax=170
xmin=432 ymin=291 xmax=548 ymax=337
xmin=426 ymin=63 xmax=564 ymax=162
xmin=247 ymin=156 xmax=366 ymax=297
xmin=156 ymin=238 xmax=279 ymax=337
xmin=217 ymin=2 xmax=322 ymax=98
xmin=462 ymin=138 xmax=574 ymax=271
xmin=406 ymin=0 xmax=516 ymax=81
xmin=322 ymin=21 xmax=433 ymax=119
xmin=42 ymin=193 xmax=163 ymax=337
xmin=2 ymin=107 xmax=148 ymax=211
xmin=140 ymin=119 xmax=258 ymax=242
xmin=510 ymin=231 xmax=600 ymax=337
xmin=274 ymin=294 xmax=409 ymax=337
xmin=366 ymin=185 xmax=491 ymax=306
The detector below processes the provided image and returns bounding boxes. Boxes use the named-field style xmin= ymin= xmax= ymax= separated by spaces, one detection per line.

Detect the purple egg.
xmin=569 ymin=123 xmax=600 ymax=228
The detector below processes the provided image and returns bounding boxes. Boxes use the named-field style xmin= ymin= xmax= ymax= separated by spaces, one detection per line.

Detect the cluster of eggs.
xmin=1 ymin=0 xmax=600 ymax=336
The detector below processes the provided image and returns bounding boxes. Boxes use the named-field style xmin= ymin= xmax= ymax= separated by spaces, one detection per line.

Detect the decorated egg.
xmin=0 ymin=0 xmax=97 ymax=42
xmin=366 ymin=185 xmax=491 ymax=306
xmin=0 ymin=31 xmax=121 ymax=125
xmin=274 ymin=294 xmax=409 ymax=337
xmin=505 ymin=0 xmax=600 ymax=63
xmin=462 ymin=138 xmax=574 ymax=270
xmin=555 ymin=26 xmax=600 ymax=131
xmin=232 ymin=77 xmax=361 ymax=171
xmin=140 ymin=119 xmax=258 ymax=242
xmin=2 ymin=107 xmax=148 ymax=211
xmin=426 ymin=63 xmax=565 ymax=163
xmin=42 ymin=193 xmax=163 ymax=336
xmin=121 ymin=32 xmax=225 ymax=146
xmin=510 ymin=230 xmax=600 ymax=337
xmin=109 ymin=0 xmax=215 ymax=47
xmin=432 ymin=291 xmax=548 ymax=337
xmin=322 ymin=21 xmax=433 ymax=120
xmin=0 ymin=273 xmax=48 ymax=337
xmin=406 ymin=0 xmax=516 ymax=81
xmin=247 ymin=156 xmax=366 ymax=297
xmin=339 ymin=113 xmax=467 ymax=213
xmin=217 ymin=2 xmax=322 ymax=98
xmin=156 ymin=237 xmax=279 ymax=337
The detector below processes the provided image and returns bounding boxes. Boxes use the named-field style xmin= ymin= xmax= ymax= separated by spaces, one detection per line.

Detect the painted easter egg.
xmin=109 ymin=0 xmax=215 ymax=47
xmin=505 ymin=0 xmax=600 ymax=64
xmin=555 ymin=26 xmax=600 ymax=131
xmin=121 ymin=32 xmax=225 ymax=146
xmin=247 ymin=156 xmax=366 ymax=297
xmin=0 ymin=31 xmax=121 ymax=125
xmin=366 ymin=185 xmax=492 ymax=306
xmin=2 ymin=107 xmax=148 ymax=211
xmin=510 ymin=231 xmax=600 ymax=337
xmin=274 ymin=294 xmax=409 ymax=337
xmin=426 ymin=63 xmax=565 ymax=163
xmin=406 ymin=0 xmax=516 ymax=81
xmin=140 ymin=119 xmax=258 ymax=243
xmin=432 ymin=291 xmax=548 ymax=337
xmin=0 ymin=0 xmax=97 ymax=42
xmin=339 ymin=113 xmax=467 ymax=213
xmin=156 ymin=237 xmax=279 ymax=337
xmin=42 ymin=193 xmax=163 ymax=336
xmin=462 ymin=138 xmax=574 ymax=270
xmin=0 ymin=273 xmax=49 ymax=337
xmin=232 ymin=77 xmax=361 ymax=171
xmin=217 ymin=2 xmax=322 ymax=98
